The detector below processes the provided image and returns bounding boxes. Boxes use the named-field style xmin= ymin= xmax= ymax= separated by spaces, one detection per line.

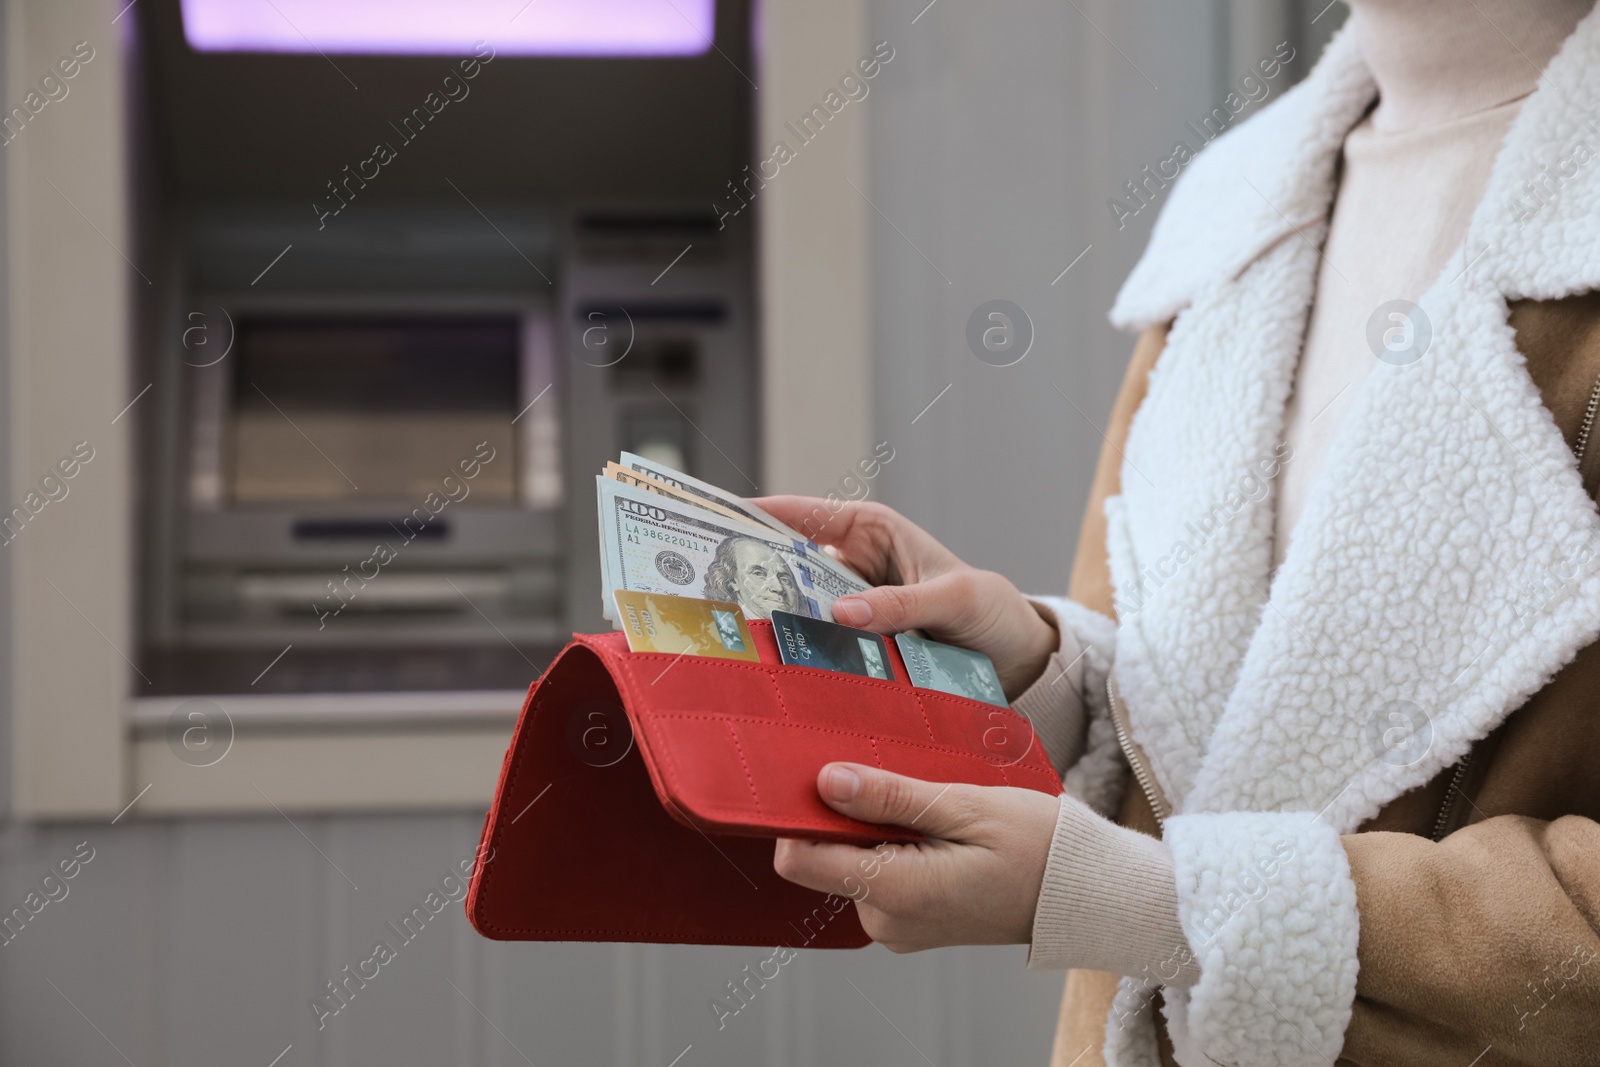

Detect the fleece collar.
xmin=1104 ymin=11 xmax=1600 ymax=832
xmin=1111 ymin=14 xmax=1600 ymax=331
xmin=1108 ymin=27 xmax=1375 ymax=333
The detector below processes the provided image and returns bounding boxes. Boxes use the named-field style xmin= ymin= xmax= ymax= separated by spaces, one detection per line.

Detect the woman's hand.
xmin=772 ymin=762 xmax=1061 ymax=951
xmin=754 ymin=497 xmax=1059 ymax=699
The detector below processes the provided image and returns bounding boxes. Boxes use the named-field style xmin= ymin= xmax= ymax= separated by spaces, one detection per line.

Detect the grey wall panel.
xmin=314 ymin=815 xmax=481 ymax=1067
xmin=157 ymin=819 xmax=322 ymax=1067
xmin=0 ymin=824 xmax=166 ymax=1064
xmin=0 ymin=819 xmax=1081 ymax=1064
xmin=479 ymin=939 xmax=632 ymax=1066
xmin=864 ymin=0 xmax=1229 ymax=593
xmin=0 ymin=0 xmax=11 ymax=831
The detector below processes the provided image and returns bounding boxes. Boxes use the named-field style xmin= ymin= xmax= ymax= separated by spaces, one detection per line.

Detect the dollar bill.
xmin=597 ymin=477 xmax=869 ymax=624
xmin=597 ymin=482 xmax=614 ymax=613
xmin=618 ymin=453 xmax=866 ymax=585
xmin=602 ymin=462 xmax=754 ymax=527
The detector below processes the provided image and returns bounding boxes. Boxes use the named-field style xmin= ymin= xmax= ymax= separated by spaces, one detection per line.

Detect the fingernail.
xmin=833 ymin=597 xmax=871 ymax=626
xmin=823 ymin=765 xmax=861 ymax=803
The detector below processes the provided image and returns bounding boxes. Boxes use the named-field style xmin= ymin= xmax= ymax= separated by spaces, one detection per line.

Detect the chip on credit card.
xmin=770 ymin=610 xmax=893 ymax=679
xmin=612 ymin=590 xmax=760 ymax=661
xmin=894 ymin=632 xmax=1007 ymax=707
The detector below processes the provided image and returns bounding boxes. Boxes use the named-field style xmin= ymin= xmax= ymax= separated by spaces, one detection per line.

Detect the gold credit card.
xmin=612 ymin=590 xmax=760 ymax=662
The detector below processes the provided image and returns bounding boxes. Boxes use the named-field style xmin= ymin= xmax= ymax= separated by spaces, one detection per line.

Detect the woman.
xmin=766 ymin=1 xmax=1600 ymax=1064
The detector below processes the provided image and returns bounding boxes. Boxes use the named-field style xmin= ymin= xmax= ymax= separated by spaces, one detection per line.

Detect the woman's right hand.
xmin=753 ymin=498 xmax=1060 ymax=700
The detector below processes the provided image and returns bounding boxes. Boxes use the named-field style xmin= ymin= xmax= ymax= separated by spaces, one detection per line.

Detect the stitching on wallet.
xmin=644 ymin=712 xmax=1048 ymax=770
xmin=606 ymin=642 xmax=1037 ymax=739
xmin=908 ymin=690 xmax=937 ymax=743
xmin=660 ymin=800 xmax=910 ymax=834
xmin=726 ymin=721 xmax=763 ymax=814
xmin=604 ymin=641 xmax=1037 ymax=740
xmin=480 ymin=923 xmax=862 ymax=942
xmin=616 ymin=653 xmax=927 ymax=694
xmin=767 ymin=671 xmax=791 ymax=720
xmin=645 ymin=733 xmax=897 ymax=835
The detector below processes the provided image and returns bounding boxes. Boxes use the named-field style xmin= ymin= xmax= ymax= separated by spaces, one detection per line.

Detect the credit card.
xmin=894 ymin=633 xmax=1007 ymax=706
xmin=770 ymin=609 xmax=893 ymax=679
xmin=612 ymin=590 xmax=760 ymax=661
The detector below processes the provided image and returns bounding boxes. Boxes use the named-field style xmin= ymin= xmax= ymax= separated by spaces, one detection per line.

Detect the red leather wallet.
xmin=466 ymin=619 xmax=1061 ymax=948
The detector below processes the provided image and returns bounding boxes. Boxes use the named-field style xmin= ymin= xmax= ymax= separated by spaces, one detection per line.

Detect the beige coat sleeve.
xmin=1340 ymin=817 xmax=1600 ymax=1066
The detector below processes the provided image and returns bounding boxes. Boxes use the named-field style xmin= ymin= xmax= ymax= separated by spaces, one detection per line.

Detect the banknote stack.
xmin=597 ymin=452 xmax=871 ymax=625
xmin=595 ymin=453 xmax=1008 ymax=707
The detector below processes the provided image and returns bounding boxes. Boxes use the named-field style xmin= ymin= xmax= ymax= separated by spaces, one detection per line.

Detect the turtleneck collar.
xmin=1348 ymin=0 xmax=1594 ymax=132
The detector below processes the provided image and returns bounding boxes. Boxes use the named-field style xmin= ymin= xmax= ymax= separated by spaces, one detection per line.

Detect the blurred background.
xmin=0 ymin=1 xmax=1341 ymax=1063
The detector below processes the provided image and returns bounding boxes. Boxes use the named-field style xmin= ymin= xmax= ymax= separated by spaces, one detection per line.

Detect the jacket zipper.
xmin=1108 ymin=676 xmax=1170 ymax=827
xmin=1431 ymin=370 xmax=1600 ymax=841
xmin=1430 ymin=751 xmax=1475 ymax=841
xmin=1575 ymin=372 xmax=1600 ymax=466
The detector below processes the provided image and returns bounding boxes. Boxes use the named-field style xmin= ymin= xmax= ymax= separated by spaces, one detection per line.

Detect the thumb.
xmin=817 ymin=762 xmax=973 ymax=838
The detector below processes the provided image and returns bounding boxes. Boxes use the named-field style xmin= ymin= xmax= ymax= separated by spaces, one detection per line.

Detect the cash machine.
xmin=131 ymin=0 xmax=758 ymax=696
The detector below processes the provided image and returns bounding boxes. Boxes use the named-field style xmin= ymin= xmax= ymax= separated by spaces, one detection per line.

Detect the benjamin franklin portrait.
xmin=703 ymin=535 xmax=803 ymax=619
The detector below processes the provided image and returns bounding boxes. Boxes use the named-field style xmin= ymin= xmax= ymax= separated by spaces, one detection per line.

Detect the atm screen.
xmin=229 ymin=315 xmax=519 ymax=504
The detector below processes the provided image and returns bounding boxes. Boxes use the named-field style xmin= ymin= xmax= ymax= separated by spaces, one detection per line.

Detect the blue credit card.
xmin=770 ymin=610 xmax=893 ymax=679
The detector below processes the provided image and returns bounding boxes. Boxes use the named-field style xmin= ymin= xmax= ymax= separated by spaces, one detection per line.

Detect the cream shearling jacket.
xmin=1018 ymin=15 xmax=1600 ymax=1067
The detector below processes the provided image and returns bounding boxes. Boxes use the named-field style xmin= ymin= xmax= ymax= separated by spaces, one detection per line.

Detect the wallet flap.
xmin=584 ymin=621 xmax=1061 ymax=845
xmin=468 ymin=619 xmax=1062 ymax=947
xmin=467 ymin=639 xmax=871 ymax=947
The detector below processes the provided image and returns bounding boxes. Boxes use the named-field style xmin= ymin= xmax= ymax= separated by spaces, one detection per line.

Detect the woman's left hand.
xmin=772 ymin=762 xmax=1061 ymax=951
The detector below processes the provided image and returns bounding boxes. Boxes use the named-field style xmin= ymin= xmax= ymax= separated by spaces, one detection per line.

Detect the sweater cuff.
xmin=1016 ymin=595 xmax=1127 ymax=816
xmin=1028 ymin=794 xmax=1201 ymax=987
xmin=1011 ymin=599 xmax=1090 ymax=776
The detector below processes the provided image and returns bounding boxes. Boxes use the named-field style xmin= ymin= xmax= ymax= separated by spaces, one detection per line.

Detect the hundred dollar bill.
xmin=602 ymin=462 xmax=754 ymax=527
xmin=597 ymin=463 xmax=751 ymax=606
xmin=597 ymin=481 xmax=614 ymax=613
xmin=597 ymin=477 xmax=869 ymax=624
xmin=619 ymin=452 xmax=868 ymax=584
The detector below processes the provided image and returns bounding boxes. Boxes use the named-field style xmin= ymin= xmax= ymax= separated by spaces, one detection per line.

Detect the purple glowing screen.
xmin=180 ymin=0 xmax=716 ymax=57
